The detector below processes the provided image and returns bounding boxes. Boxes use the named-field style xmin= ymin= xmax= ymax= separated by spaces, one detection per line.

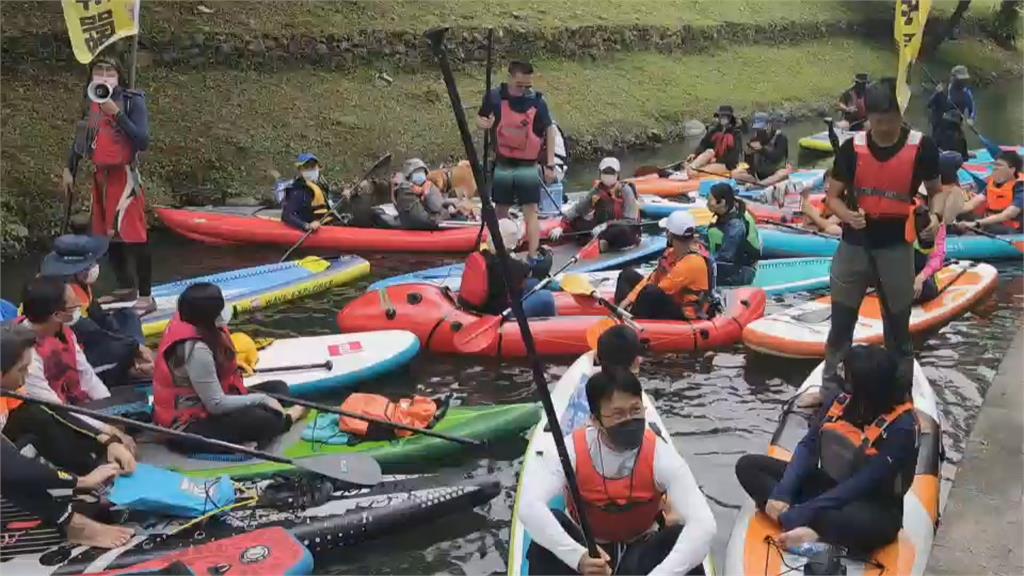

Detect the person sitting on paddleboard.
xmin=152 ymin=283 xmax=308 ymax=452
xmin=686 ymin=104 xmax=743 ymax=176
xmin=615 ymin=211 xmax=720 ymax=321
xmin=39 ymin=233 xmax=153 ymax=387
xmin=835 ymin=73 xmax=869 ymax=131
xmin=957 ymin=149 xmax=1024 ymax=235
xmin=1 ymin=323 xmax=137 ymax=549
xmin=735 ymin=112 xmax=793 ymax=188
xmin=457 ymin=218 xmax=556 ymax=319
xmin=911 ymin=152 xmax=961 ymax=304
xmin=520 ymin=367 xmax=716 ymax=576
xmin=549 ymin=157 xmax=640 ymax=252
xmin=800 ymin=182 xmax=843 ymax=237
xmin=706 ymin=183 xmax=762 ymax=286
xmin=735 ymin=345 xmax=918 ymax=555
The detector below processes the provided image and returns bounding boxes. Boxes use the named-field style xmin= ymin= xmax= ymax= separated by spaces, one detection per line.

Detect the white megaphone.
xmin=87 ymin=80 xmax=113 ymax=104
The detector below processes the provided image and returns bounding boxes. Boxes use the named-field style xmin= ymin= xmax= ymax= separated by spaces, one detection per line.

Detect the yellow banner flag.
xmin=61 ymin=0 xmax=141 ymax=64
xmin=894 ymin=0 xmax=932 ymax=112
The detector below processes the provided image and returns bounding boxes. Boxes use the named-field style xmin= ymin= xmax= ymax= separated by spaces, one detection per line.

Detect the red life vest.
xmin=16 ymin=318 xmax=88 ymax=405
xmin=458 ymin=250 xmax=490 ymax=309
xmin=852 ymin=130 xmax=921 ymax=221
xmin=819 ymin=394 xmax=916 ymax=489
xmin=89 ymin=102 xmax=134 ymax=167
xmin=710 ymin=130 xmax=736 ymax=161
xmin=410 ymin=180 xmax=435 ymax=197
xmin=984 ymin=175 xmax=1023 ymax=230
xmin=569 ymin=427 xmax=663 ymax=543
xmin=852 ymin=92 xmax=866 ymax=121
xmin=152 ymin=316 xmax=247 ymax=428
xmin=495 ymin=100 xmax=543 ymax=162
xmin=593 ymin=183 xmax=626 ymax=221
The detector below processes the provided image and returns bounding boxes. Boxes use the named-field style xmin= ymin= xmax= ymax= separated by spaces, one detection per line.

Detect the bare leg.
xmin=732 ymin=167 xmax=758 ymax=184
xmin=522 ymin=203 xmax=540 ymax=258
xmin=929 ymin=186 xmax=964 ymax=227
xmin=688 ymin=149 xmax=716 ymax=171
xmin=758 ymin=166 xmax=794 ymax=188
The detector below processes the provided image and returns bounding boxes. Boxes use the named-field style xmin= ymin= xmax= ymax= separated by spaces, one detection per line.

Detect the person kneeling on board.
xmin=957 ymin=149 xmax=1023 ymax=235
xmin=706 ymin=183 xmax=762 ymax=285
xmin=521 ymin=368 xmax=715 ymax=575
xmin=153 ymin=283 xmax=308 ymax=452
xmin=549 ymin=157 xmax=640 ymax=252
xmin=458 ymin=218 xmax=556 ymax=318
xmin=1 ymin=323 xmax=136 ymax=549
xmin=615 ymin=211 xmax=719 ymax=322
xmin=39 ymin=233 xmax=153 ymax=387
xmin=735 ymin=345 xmax=918 ymax=555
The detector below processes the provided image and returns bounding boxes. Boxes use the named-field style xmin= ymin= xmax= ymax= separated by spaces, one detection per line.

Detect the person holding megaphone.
xmin=61 ymin=51 xmax=153 ymax=314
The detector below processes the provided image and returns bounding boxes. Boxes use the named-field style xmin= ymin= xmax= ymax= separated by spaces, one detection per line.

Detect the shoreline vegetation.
xmin=1 ymin=0 xmax=1021 ymax=256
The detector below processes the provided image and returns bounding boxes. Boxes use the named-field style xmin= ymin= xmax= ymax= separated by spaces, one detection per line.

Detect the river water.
xmin=1 ymin=80 xmax=1022 ymax=574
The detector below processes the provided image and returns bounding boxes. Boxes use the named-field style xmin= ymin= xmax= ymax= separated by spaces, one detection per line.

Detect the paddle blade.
xmin=586 ymin=318 xmax=620 ymax=351
xmin=1014 ymin=241 xmax=1024 ymax=254
xmin=296 ymin=453 xmax=382 ymax=487
xmin=452 ymin=315 xmax=503 ymax=355
xmin=578 ymin=238 xmax=601 ymax=260
xmin=560 ymin=273 xmax=598 ymax=297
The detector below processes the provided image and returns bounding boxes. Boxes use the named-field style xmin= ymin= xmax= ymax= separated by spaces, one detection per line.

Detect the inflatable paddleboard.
xmin=760 ymin=226 xmax=1024 ymax=261
xmin=244 ymin=331 xmax=420 ymax=396
xmin=797 ymin=128 xmax=857 ymax=153
xmin=724 ymin=360 xmax=941 ymax=576
xmin=508 ymin=352 xmax=715 ymax=576
xmin=742 ymin=261 xmax=998 ymax=358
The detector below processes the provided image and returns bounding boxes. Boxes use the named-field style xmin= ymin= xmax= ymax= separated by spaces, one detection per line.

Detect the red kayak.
xmin=337 ymin=284 xmax=766 ymax=357
xmin=157 ymin=206 xmax=561 ymax=254
xmin=97 ymin=527 xmax=312 ymax=575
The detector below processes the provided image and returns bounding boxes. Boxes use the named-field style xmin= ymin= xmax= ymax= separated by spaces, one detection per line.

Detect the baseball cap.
xmin=659 ymin=210 xmax=698 ymax=238
xmin=295 ymin=152 xmax=319 ymax=166
xmin=598 ymin=157 xmax=621 ymax=173
xmin=751 ymin=112 xmax=770 ymax=130
xmin=951 ymin=65 xmax=970 ymax=80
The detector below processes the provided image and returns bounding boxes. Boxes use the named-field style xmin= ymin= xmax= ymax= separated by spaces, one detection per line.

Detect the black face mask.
xmin=604 ymin=417 xmax=645 ymax=451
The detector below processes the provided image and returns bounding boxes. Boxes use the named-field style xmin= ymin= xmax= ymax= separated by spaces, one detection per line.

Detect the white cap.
xmin=659 ymin=210 xmax=697 ymax=238
xmin=494 ymin=217 xmax=524 ymax=250
xmin=598 ymin=157 xmax=621 ymax=173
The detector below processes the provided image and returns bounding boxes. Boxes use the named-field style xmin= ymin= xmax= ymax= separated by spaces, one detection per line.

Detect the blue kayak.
xmin=366 ymin=234 xmax=667 ymax=292
xmin=761 ymin=225 xmax=1024 ymax=260
xmin=696 ymin=169 xmax=827 ymax=198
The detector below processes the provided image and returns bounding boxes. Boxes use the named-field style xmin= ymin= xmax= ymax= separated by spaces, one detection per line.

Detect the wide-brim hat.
xmin=714 ymin=104 xmax=735 ymax=118
xmin=39 ymin=234 xmax=109 ymax=278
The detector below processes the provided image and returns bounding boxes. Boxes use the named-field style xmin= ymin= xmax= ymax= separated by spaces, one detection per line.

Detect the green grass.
xmin=1 ymin=0 xmax=987 ymax=38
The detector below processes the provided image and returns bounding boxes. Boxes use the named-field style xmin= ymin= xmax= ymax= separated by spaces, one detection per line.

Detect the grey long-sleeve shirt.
xmin=181 ymin=341 xmax=269 ymax=414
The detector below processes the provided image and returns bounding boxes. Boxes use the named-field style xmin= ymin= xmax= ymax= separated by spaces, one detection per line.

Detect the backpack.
xmin=458 ymin=251 xmax=490 ymax=309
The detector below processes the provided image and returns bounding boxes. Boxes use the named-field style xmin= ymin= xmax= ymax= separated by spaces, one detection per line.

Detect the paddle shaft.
xmin=1 ymin=390 xmax=294 ymax=466
xmin=919 ymin=65 xmax=998 ymax=154
xmin=425 ymin=26 xmax=601 ymax=558
xmin=964 ymin=224 xmax=1023 ymax=248
xmin=261 ymin=392 xmax=483 ymax=446
xmin=559 ymin=219 xmax=660 ymax=238
xmin=481 ymin=28 xmax=494 ymax=174
xmin=759 ymin=218 xmax=838 ymax=240
xmin=279 ymin=152 xmax=393 ymax=262
xmin=499 ymin=253 xmax=582 ymax=316
xmin=254 ymin=360 xmax=333 ymax=374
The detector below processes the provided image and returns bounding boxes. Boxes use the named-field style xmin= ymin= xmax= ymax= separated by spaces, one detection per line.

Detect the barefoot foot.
xmin=65 ymin=513 xmax=135 ymax=549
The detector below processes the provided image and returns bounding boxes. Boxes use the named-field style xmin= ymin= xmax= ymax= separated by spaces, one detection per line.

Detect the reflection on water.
xmin=0 ymin=80 xmax=1021 ymax=575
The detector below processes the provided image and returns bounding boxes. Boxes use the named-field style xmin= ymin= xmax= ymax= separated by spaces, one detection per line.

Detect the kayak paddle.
xmin=560 ymin=273 xmax=641 ymax=330
xmin=0 ymin=390 xmax=382 ymax=486
xmin=280 ymin=152 xmax=393 ymax=263
xmin=260 ymin=392 xmax=483 ymax=447
xmin=759 ymin=218 xmax=839 ymax=241
xmin=961 ymin=225 xmax=1024 ymax=253
xmin=453 ymin=240 xmax=597 ymax=354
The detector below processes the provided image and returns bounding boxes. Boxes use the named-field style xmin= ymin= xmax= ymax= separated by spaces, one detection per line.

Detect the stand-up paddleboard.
xmin=507 ymin=352 xmax=715 ymax=576
xmin=760 ymin=226 xmax=1024 ymax=261
xmin=563 ymin=257 xmax=834 ymax=297
xmin=105 ymin=255 xmax=370 ymax=337
xmin=724 ymin=360 xmax=941 ymax=576
xmin=244 ymin=331 xmax=420 ymax=396
xmin=798 ymin=128 xmax=857 ymax=153
xmin=366 ymin=234 xmax=668 ymax=292
xmin=743 ymin=261 xmax=999 ymax=358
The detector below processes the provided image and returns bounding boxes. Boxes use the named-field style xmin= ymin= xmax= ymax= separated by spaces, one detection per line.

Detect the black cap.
xmin=714 ymin=104 xmax=735 ymax=118
xmin=854 ymin=73 xmax=869 ymax=83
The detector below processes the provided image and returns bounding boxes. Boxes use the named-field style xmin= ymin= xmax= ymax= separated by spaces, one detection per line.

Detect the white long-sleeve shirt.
xmin=23 ymin=326 xmax=111 ymax=430
xmin=519 ymin=427 xmax=716 ymax=576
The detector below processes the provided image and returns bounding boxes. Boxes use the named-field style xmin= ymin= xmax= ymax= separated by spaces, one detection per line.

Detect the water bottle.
xmin=787 ymin=541 xmax=832 ymax=558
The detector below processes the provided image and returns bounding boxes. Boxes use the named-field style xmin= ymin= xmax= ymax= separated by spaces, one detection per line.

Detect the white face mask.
xmin=68 ymin=308 xmax=82 ymax=325
xmin=410 ymin=171 xmax=428 ymax=186
xmin=600 ymin=174 xmax=618 ymax=187
xmin=84 ymin=264 xmax=100 ymax=285
xmin=301 ymin=169 xmax=320 ymax=182
xmin=215 ymin=305 xmax=233 ymax=327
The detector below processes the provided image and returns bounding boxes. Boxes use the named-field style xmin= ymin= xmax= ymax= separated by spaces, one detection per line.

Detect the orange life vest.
xmin=985 ymin=174 xmax=1023 ymax=229
xmin=338 ymin=393 xmax=437 ymax=439
xmin=152 ymin=316 xmax=247 ymax=429
xmin=458 ymin=250 xmax=490 ymax=309
xmin=819 ymin=393 xmax=915 ymax=484
xmin=70 ymin=282 xmax=93 ymax=318
xmin=649 ymin=245 xmax=716 ymax=320
xmin=569 ymin=427 xmax=663 ymax=543
xmin=496 ymin=100 xmax=543 ymax=162
xmin=852 ymin=130 xmax=921 ymax=220
xmin=89 ymin=102 xmax=134 ymax=167
xmin=16 ymin=318 xmax=88 ymax=405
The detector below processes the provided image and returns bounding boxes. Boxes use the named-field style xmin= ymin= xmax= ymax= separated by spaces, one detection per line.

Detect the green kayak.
xmin=137 ymin=403 xmax=540 ymax=479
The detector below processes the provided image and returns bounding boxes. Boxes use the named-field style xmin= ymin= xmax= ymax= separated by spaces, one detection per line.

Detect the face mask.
xmin=600 ymin=174 xmax=618 ymax=187
xmin=410 ymin=172 xmax=428 ymax=186
xmin=301 ymin=169 xmax=320 ymax=182
xmin=84 ymin=264 xmax=100 ymax=285
xmin=604 ymin=417 xmax=646 ymax=451
xmin=718 ymin=116 xmax=729 ymax=127
xmin=215 ymin=305 xmax=233 ymax=327
xmin=67 ymin=309 xmax=82 ymax=326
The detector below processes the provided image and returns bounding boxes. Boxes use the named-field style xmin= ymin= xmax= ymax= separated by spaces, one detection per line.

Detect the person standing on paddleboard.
xmin=61 ymin=52 xmax=153 ymax=315
xmin=811 ymin=78 xmax=942 ymax=406
xmin=477 ymin=60 xmax=559 ymax=270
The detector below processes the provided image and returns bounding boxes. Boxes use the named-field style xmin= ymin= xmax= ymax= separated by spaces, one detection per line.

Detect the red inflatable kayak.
xmin=97 ymin=527 xmax=313 ymax=575
xmin=157 ymin=206 xmax=561 ymax=254
xmin=337 ymin=284 xmax=766 ymax=357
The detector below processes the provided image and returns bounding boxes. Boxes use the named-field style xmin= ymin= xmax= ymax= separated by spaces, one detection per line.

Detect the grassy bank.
xmin=1 ymin=36 xmax=1019 ymax=255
